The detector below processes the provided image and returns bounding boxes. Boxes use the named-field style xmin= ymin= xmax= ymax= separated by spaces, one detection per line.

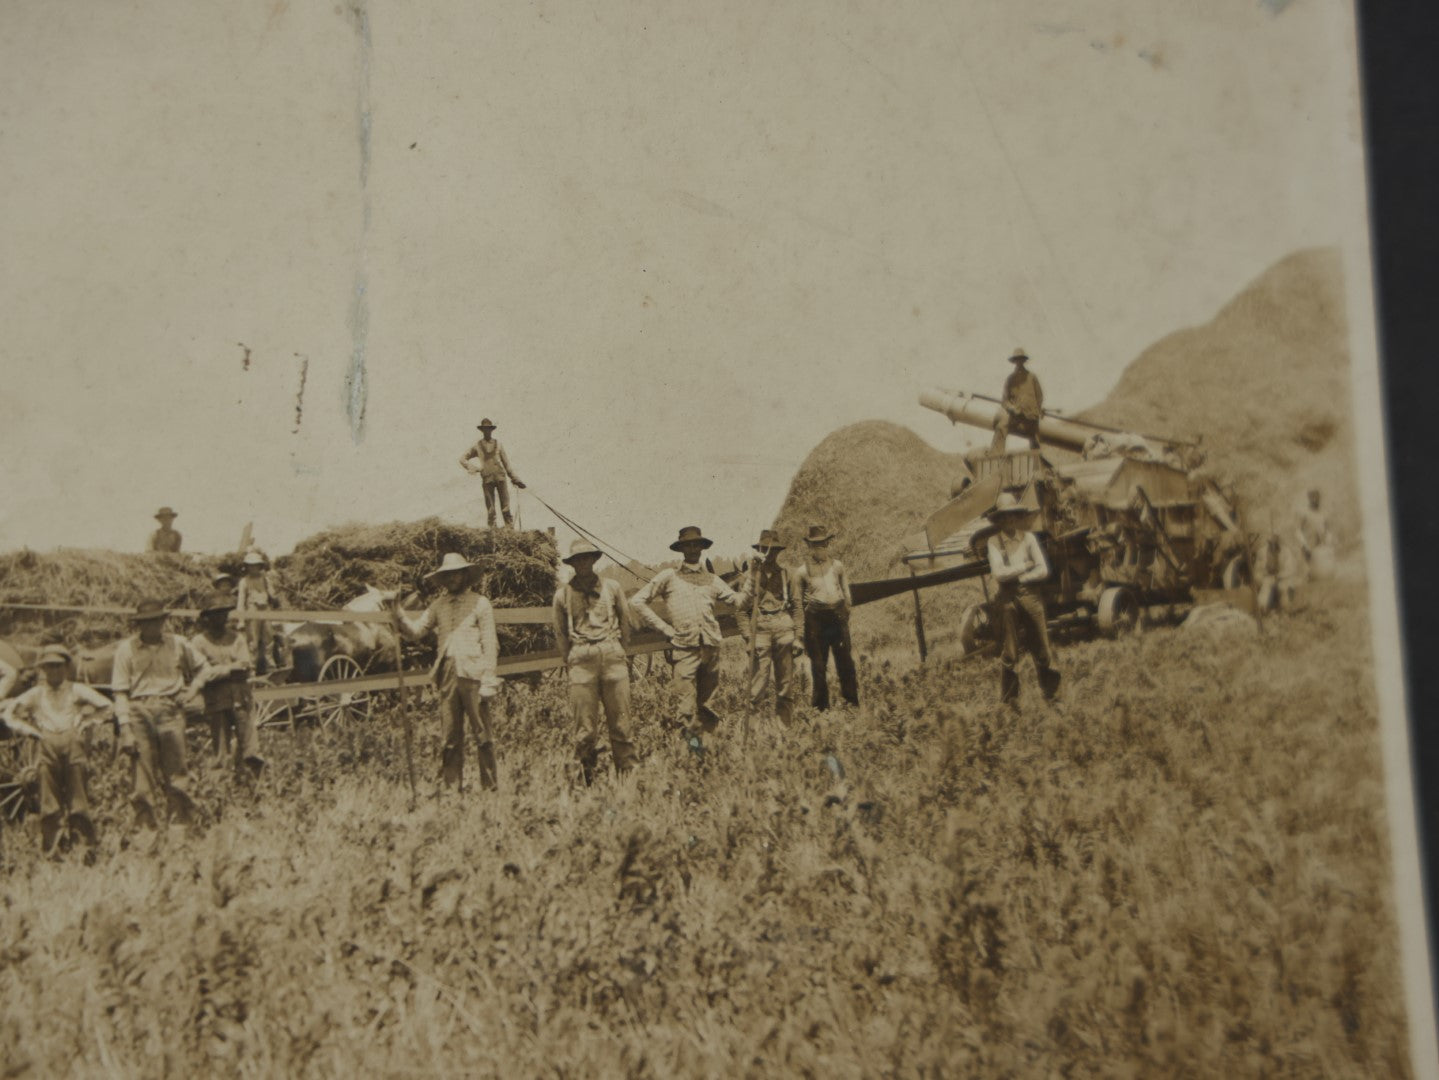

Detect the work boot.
xmin=576 ymin=739 xmax=600 ymax=787
xmin=502 ymin=513 xmax=514 ymax=529
xmin=476 ymin=742 xmax=498 ymax=791
xmin=71 ymin=813 xmax=98 ymax=849
xmin=1039 ymin=666 xmax=1062 ymax=702
xmin=999 ymin=665 xmax=1020 ymax=708
xmin=40 ymin=813 xmax=63 ymax=856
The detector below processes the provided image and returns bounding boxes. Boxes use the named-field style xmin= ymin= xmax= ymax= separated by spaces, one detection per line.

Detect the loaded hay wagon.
xmin=881 ymin=389 xmax=1252 ymax=654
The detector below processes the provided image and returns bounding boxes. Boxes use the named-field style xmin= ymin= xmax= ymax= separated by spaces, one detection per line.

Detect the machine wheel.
xmin=1096 ymin=587 xmax=1140 ymax=639
xmin=254 ymin=697 xmax=294 ymax=732
xmin=0 ymin=736 xmax=39 ymax=823
xmin=959 ymin=602 xmax=990 ymax=654
xmin=1221 ymin=554 xmax=1251 ymax=590
xmin=314 ymin=654 xmax=370 ymax=730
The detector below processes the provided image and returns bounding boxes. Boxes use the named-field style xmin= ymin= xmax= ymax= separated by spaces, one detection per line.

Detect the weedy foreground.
xmin=0 ymin=578 xmax=1409 ymax=1077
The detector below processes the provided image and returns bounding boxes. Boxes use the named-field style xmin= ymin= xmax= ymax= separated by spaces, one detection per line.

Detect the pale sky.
xmin=0 ymin=1 xmax=1365 ymax=562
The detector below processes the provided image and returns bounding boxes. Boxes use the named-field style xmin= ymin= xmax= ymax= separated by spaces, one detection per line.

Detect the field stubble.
xmin=0 ymin=578 xmax=1410 ymax=1077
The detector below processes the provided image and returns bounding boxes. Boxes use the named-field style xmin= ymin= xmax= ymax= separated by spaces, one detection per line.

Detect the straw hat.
xmin=669 ymin=526 xmax=713 ymax=552
xmin=130 ymin=598 xmax=169 ymax=622
xmin=242 ymin=550 xmax=267 ymax=567
xmin=199 ymin=593 xmax=237 ymax=619
xmin=562 ymin=540 xmax=604 ymax=566
xmin=425 ymin=552 xmax=475 ymax=580
xmin=752 ymin=528 xmax=785 ymax=553
xmin=154 ymin=506 xmax=178 ymax=520
xmin=803 ymin=525 xmax=835 ymax=545
xmin=36 ymin=645 xmax=73 ymax=667
xmin=1008 ymin=348 xmax=1029 ymax=364
xmin=986 ymin=492 xmax=1033 ymax=521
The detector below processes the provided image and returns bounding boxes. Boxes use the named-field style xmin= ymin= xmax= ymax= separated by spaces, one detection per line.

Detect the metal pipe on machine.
xmin=917 ymin=389 xmax=1095 ymax=453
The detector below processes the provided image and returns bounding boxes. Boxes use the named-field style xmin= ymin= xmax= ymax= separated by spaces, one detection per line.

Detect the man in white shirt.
xmin=985 ymin=493 xmax=1061 ymax=707
xmin=794 ymin=525 xmax=859 ymax=710
xmin=7 ymin=645 xmax=112 ymax=854
xmin=392 ymin=553 xmax=500 ymax=791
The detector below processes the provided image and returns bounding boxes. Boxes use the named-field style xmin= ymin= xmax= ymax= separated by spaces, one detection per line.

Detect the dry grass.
xmin=0 ymin=575 xmax=1410 ymax=1077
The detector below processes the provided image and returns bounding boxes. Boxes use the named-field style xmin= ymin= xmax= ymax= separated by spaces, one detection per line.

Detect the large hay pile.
xmin=0 ymin=549 xmax=220 ymax=645
xmin=771 ymin=421 xmax=966 ymax=577
xmin=278 ymin=519 xmax=558 ymax=653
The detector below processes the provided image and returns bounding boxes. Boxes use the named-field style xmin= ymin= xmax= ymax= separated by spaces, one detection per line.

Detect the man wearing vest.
xmin=460 ymin=418 xmax=526 ymax=529
xmin=147 ymin=506 xmax=182 ymax=552
xmin=990 ymin=347 xmax=1044 ymax=452
xmin=552 ymin=540 xmax=637 ymax=783
xmin=795 ymin=525 xmax=859 ymax=710
xmin=747 ymin=529 xmax=804 ymax=724
xmin=630 ymin=526 xmax=750 ymax=750
xmin=985 ymin=492 xmax=1061 ymax=707
xmin=112 ymin=599 xmax=213 ymax=829
xmin=393 ymin=553 xmax=500 ymax=791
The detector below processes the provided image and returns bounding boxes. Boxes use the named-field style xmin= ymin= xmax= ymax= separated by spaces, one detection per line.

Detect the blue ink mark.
xmin=345 ymin=1 xmax=372 ymax=442
xmin=345 ymin=276 xmax=368 ymax=437
xmin=1260 ymin=0 xmax=1295 ymax=14
xmin=293 ymin=352 xmax=309 ymax=433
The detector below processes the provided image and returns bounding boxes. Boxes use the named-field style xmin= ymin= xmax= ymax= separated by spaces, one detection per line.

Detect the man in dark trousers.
xmin=460 ymin=418 xmax=526 ymax=528
xmin=985 ymin=492 xmax=1061 ymax=707
xmin=794 ymin=525 xmax=859 ymax=710
xmin=990 ymin=347 xmax=1044 ymax=452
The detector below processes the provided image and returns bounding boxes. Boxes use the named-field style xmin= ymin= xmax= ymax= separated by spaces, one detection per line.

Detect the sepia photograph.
xmin=1 ymin=2 xmax=1432 ymax=1075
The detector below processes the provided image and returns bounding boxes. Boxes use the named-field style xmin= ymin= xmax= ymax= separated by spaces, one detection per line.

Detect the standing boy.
xmin=747 ymin=529 xmax=804 ymax=724
xmin=190 ymin=594 xmax=265 ymax=777
xmin=985 ymin=492 xmax=1061 ymax=707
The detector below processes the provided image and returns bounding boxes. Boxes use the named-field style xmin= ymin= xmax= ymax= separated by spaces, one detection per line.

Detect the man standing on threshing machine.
xmin=552 ymin=540 xmax=637 ymax=784
xmin=147 ymin=507 xmax=182 ymax=552
xmin=392 ymin=553 xmax=501 ymax=791
xmin=985 ymin=493 xmax=1061 ymax=708
xmin=747 ymin=529 xmax=804 ymax=724
xmin=111 ymin=599 xmax=212 ymax=829
xmin=236 ymin=550 xmax=284 ymax=674
xmin=795 ymin=525 xmax=859 ymax=711
xmin=460 ymin=418 xmax=526 ymax=529
xmin=190 ymin=593 xmax=265 ymax=778
xmin=630 ymin=526 xmax=750 ymax=753
xmin=6 ymin=645 xmax=111 ymax=855
xmin=990 ymin=348 xmax=1044 ymax=452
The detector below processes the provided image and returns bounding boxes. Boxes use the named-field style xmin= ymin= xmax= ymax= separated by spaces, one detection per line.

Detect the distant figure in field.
xmin=392 ymin=553 xmax=500 ymax=792
xmin=552 ymin=540 xmax=636 ymax=784
xmin=794 ymin=525 xmax=859 ymax=711
xmin=147 ymin=507 xmax=182 ymax=552
xmin=7 ymin=645 xmax=111 ymax=855
xmin=1257 ymin=533 xmax=1301 ymax=613
xmin=236 ymin=550 xmax=285 ymax=675
xmin=990 ymin=348 xmax=1044 ymax=452
xmin=1295 ymin=487 xmax=1335 ymax=579
xmin=746 ymin=529 xmax=804 ymax=725
xmin=460 ymin=418 xmax=526 ymax=529
xmin=630 ymin=526 xmax=751 ymax=753
xmin=985 ymin=493 xmax=1061 ymax=708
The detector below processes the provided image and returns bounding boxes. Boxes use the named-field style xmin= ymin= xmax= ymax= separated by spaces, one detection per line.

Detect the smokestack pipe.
xmin=918 ymin=389 xmax=1095 ymax=453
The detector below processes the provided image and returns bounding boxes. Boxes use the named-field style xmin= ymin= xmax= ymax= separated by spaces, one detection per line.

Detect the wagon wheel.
xmin=314 ymin=654 xmax=370 ymax=730
xmin=958 ymin=602 xmax=990 ymax=655
xmin=253 ymin=696 xmax=295 ymax=732
xmin=1096 ymin=587 xmax=1140 ymax=639
xmin=1221 ymin=554 xmax=1251 ymax=590
xmin=0 ymin=737 xmax=40 ymax=823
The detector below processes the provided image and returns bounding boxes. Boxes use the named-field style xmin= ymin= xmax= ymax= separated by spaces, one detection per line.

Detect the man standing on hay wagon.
xmin=553 ymin=540 xmax=637 ymax=783
xmin=630 ymin=526 xmax=751 ymax=753
xmin=147 ymin=506 xmax=182 ymax=553
xmin=985 ymin=492 xmax=1062 ymax=709
xmin=990 ymin=347 xmax=1044 ymax=452
xmin=190 ymin=593 xmax=265 ymax=778
xmin=111 ymin=599 xmax=213 ymax=829
xmin=794 ymin=525 xmax=859 ymax=711
xmin=6 ymin=645 xmax=111 ymax=855
xmin=460 ymin=418 xmax=527 ymax=529
xmin=392 ymin=553 xmax=501 ymax=791
xmin=746 ymin=529 xmax=805 ymax=725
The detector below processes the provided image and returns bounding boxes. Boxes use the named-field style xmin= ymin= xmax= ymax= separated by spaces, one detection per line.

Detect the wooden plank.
xmin=0 ymin=603 xmax=559 ymax=627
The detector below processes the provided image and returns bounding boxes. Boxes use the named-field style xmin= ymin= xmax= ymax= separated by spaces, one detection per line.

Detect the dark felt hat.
xmin=669 ymin=525 xmax=713 ymax=552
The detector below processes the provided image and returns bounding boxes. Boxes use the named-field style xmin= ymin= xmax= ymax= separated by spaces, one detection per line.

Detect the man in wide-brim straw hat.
xmin=630 ymin=526 xmax=751 ymax=750
xmin=984 ymin=492 xmax=1061 ymax=707
xmin=552 ymin=539 xmax=637 ymax=783
xmin=392 ymin=552 xmax=500 ymax=791
xmin=459 ymin=418 xmax=527 ymax=529
xmin=990 ymin=347 xmax=1045 ymax=453
xmin=111 ymin=598 xmax=213 ymax=828
xmin=794 ymin=524 xmax=859 ymax=710
xmin=189 ymin=593 xmax=264 ymax=778
xmin=7 ymin=644 xmax=112 ymax=854
xmin=147 ymin=506 xmax=182 ymax=553
xmin=745 ymin=529 xmax=804 ymax=724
